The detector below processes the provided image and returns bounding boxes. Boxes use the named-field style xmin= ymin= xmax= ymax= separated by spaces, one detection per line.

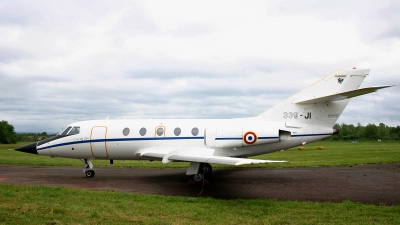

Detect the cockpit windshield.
xmin=58 ymin=126 xmax=80 ymax=136
xmin=60 ymin=127 xmax=72 ymax=135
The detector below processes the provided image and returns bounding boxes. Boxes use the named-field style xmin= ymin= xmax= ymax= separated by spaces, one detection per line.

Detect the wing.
xmin=138 ymin=147 xmax=286 ymax=166
xmin=166 ymin=154 xmax=286 ymax=166
xmin=295 ymin=85 xmax=393 ymax=104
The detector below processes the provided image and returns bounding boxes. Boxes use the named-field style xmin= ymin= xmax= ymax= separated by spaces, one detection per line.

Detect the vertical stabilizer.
xmin=258 ymin=69 xmax=370 ymax=128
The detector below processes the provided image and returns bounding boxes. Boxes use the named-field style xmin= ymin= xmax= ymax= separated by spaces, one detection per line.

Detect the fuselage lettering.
xmin=283 ymin=112 xmax=298 ymax=119
xmin=304 ymin=112 xmax=312 ymax=119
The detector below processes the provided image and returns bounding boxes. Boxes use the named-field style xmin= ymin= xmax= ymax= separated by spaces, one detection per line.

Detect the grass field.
xmin=1 ymin=184 xmax=399 ymax=225
xmin=1 ymin=141 xmax=400 ymax=224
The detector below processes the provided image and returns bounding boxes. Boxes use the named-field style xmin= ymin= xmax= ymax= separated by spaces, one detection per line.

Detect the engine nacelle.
xmin=205 ymin=125 xmax=291 ymax=148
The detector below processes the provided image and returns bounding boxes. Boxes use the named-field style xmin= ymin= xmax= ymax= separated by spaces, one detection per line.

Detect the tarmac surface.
xmin=1 ymin=163 xmax=399 ymax=205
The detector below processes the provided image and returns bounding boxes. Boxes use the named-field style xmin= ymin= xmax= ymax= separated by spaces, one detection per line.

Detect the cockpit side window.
xmin=60 ymin=127 xmax=72 ymax=136
xmin=59 ymin=126 xmax=80 ymax=136
xmin=68 ymin=126 xmax=80 ymax=135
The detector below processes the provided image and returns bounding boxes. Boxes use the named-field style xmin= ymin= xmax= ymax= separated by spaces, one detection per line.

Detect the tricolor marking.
xmin=243 ymin=131 xmax=257 ymax=145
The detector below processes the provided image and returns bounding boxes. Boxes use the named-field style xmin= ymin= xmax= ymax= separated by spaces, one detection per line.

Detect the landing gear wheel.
xmin=82 ymin=159 xmax=95 ymax=178
xmin=200 ymin=163 xmax=212 ymax=175
xmin=85 ymin=170 xmax=95 ymax=178
xmin=190 ymin=173 xmax=204 ymax=183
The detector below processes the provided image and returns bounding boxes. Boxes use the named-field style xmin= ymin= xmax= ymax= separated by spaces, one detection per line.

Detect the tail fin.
xmin=258 ymin=69 xmax=392 ymax=128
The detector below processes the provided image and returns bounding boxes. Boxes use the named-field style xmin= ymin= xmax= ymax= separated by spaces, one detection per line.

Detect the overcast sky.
xmin=1 ymin=0 xmax=399 ymax=133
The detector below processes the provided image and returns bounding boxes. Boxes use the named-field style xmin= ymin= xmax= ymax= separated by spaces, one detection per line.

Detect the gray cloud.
xmin=0 ymin=47 xmax=28 ymax=63
xmin=377 ymin=3 xmax=400 ymax=39
xmin=0 ymin=2 xmax=38 ymax=26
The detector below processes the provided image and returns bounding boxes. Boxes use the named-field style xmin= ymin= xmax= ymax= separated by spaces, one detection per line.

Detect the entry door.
xmin=90 ymin=126 xmax=109 ymax=158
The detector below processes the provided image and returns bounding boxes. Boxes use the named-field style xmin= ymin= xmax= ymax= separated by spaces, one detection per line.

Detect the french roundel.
xmin=243 ymin=131 xmax=257 ymax=145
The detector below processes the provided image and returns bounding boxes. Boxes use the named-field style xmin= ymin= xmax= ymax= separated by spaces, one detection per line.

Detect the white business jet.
xmin=16 ymin=69 xmax=392 ymax=183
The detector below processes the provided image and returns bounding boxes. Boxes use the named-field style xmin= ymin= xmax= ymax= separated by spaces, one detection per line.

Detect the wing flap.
xmin=295 ymin=85 xmax=393 ymax=104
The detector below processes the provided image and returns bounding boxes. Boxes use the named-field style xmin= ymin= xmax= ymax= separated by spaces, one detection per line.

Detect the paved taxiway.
xmin=1 ymin=163 xmax=399 ymax=205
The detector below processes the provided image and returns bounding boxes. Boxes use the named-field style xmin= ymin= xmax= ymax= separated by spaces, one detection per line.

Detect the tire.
xmin=190 ymin=173 xmax=203 ymax=183
xmin=85 ymin=170 xmax=95 ymax=178
xmin=200 ymin=163 xmax=212 ymax=175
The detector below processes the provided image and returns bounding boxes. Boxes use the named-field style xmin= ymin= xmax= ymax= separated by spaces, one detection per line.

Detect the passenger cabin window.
xmin=139 ymin=127 xmax=146 ymax=136
xmin=191 ymin=127 xmax=199 ymax=136
xmin=174 ymin=127 xmax=181 ymax=136
xmin=123 ymin=128 xmax=130 ymax=136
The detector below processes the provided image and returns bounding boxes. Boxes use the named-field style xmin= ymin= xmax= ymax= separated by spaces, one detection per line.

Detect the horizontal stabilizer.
xmin=295 ymin=85 xmax=393 ymax=104
xmin=167 ymin=154 xmax=286 ymax=166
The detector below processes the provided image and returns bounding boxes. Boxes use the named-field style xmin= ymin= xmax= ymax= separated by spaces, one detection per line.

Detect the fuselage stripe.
xmin=216 ymin=137 xmax=279 ymax=141
xmin=37 ymin=136 xmax=204 ymax=150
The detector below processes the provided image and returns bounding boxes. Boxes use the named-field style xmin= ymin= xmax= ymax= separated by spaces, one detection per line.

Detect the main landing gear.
xmin=82 ymin=159 xmax=95 ymax=178
xmin=188 ymin=163 xmax=213 ymax=184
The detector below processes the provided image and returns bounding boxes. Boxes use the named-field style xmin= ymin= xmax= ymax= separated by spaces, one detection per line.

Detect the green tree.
xmin=377 ymin=123 xmax=390 ymax=140
xmin=355 ymin=123 xmax=365 ymax=139
xmin=0 ymin=120 xmax=18 ymax=144
xmin=364 ymin=123 xmax=378 ymax=140
xmin=389 ymin=126 xmax=400 ymax=140
xmin=341 ymin=123 xmax=358 ymax=140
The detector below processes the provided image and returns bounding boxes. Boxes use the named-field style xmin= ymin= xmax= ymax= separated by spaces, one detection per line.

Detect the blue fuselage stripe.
xmin=216 ymin=137 xmax=279 ymax=140
xmin=37 ymin=136 xmax=204 ymax=150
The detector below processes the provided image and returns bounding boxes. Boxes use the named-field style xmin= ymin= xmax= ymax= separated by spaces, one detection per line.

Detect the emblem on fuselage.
xmin=338 ymin=78 xmax=344 ymax=84
xmin=243 ymin=131 xmax=257 ymax=145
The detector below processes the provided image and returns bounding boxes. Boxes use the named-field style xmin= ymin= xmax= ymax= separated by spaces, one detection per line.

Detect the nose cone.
xmin=15 ymin=142 xmax=38 ymax=154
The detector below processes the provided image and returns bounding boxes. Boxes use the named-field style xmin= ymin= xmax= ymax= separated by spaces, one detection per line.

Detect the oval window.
xmin=156 ymin=127 xmax=164 ymax=136
xmin=191 ymin=127 xmax=199 ymax=136
xmin=122 ymin=127 xmax=130 ymax=136
xmin=174 ymin=127 xmax=181 ymax=136
xmin=139 ymin=127 xmax=146 ymax=136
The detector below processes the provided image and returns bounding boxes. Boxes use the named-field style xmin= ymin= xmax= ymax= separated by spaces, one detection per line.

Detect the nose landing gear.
xmin=82 ymin=159 xmax=95 ymax=178
xmin=85 ymin=169 xmax=95 ymax=178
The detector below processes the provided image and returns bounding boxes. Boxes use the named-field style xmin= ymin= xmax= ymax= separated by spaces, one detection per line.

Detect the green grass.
xmin=2 ymin=141 xmax=400 ymax=169
xmin=1 ymin=142 xmax=400 ymax=224
xmin=254 ymin=141 xmax=400 ymax=168
xmin=0 ymin=184 xmax=399 ymax=225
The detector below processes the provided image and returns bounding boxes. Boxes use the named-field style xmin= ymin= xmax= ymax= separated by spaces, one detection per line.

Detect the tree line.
xmin=326 ymin=123 xmax=400 ymax=141
xmin=0 ymin=120 xmax=54 ymax=144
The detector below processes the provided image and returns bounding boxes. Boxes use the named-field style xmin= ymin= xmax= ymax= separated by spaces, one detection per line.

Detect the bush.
xmin=0 ymin=120 xmax=18 ymax=144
